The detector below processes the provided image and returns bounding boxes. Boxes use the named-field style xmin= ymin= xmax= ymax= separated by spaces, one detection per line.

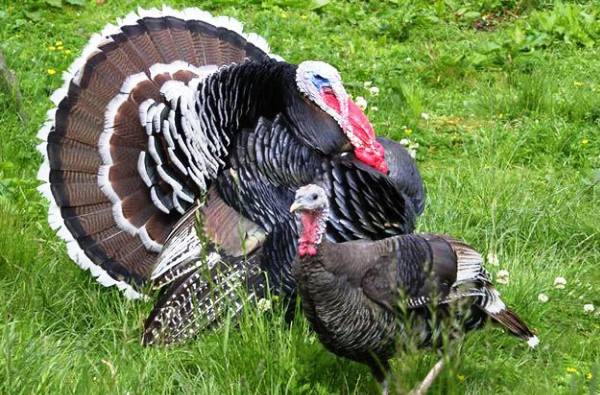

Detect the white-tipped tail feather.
xmin=37 ymin=6 xmax=280 ymax=298
xmin=527 ymin=336 xmax=539 ymax=348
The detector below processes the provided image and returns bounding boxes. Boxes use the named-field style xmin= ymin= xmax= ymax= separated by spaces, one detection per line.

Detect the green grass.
xmin=1 ymin=0 xmax=599 ymax=393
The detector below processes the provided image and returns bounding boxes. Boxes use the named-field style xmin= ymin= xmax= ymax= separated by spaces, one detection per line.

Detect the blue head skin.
xmin=310 ymin=73 xmax=331 ymax=90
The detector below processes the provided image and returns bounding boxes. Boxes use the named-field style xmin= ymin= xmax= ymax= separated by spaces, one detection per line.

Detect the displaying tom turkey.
xmin=36 ymin=7 xmax=424 ymax=345
xmin=290 ymin=185 xmax=538 ymax=395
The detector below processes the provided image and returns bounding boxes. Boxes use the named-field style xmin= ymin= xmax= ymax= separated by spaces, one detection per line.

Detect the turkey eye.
xmin=311 ymin=194 xmax=318 ymax=200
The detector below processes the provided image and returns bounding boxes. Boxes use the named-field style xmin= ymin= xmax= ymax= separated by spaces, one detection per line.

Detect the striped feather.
xmin=37 ymin=6 xmax=279 ymax=297
xmin=143 ymin=252 xmax=265 ymax=345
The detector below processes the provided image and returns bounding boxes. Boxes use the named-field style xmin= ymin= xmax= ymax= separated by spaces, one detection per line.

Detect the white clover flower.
xmin=583 ymin=303 xmax=595 ymax=313
xmin=355 ymin=96 xmax=367 ymax=111
xmin=257 ymin=298 xmax=272 ymax=313
xmin=399 ymin=138 xmax=420 ymax=159
xmin=420 ymin=112 xmax=430 ymax=120
xmin=363 ymin=81 xmax=372 ymax=89
xmin=537 ymin=293 xmax=549 ymax=303
xmin=554 ymin=276 xmax=567 ymax=289
xmin=371 ymin=106 xmax=379 ymax=112
xmin=496 ymin=270 xmax=510 ymax=285
xmin=486 ymin=252 xmax=499 ymax=266
xmin=368 ymin=86 xmax=380 ymax=96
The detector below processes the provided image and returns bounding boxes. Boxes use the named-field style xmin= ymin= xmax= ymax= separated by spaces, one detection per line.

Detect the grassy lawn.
xmin=1 ymin=0 xmax=599 ymax=393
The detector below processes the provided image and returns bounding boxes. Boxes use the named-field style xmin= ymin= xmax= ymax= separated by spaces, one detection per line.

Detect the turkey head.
xmin=293 ymin=61 xmax=388 ymax=174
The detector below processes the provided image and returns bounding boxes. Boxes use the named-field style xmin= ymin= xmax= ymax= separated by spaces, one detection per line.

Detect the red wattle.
xmin=319 ymin=88 xmax=388 ymax=174
xmin=298 ymin=212 xmax=321 ymax=257
xmin=298 ymin=243 xmax=317 ymax=257
xmin=355 ymin=142 xmax=389 ymax=174
xmin=346 ymin=97 xmax=376 ymax=142
xmin=322 ymin=89 xmax=340 ymax=112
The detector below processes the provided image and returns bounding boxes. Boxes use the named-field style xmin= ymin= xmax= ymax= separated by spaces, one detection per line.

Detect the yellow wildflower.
xmin=574 ymin=81 xmax=584 ymax=87
xmin=47 ymin=68 xmax=57 ymax=76
xmin=64 ymin=49 xmax=72 ymax=55
xmin=48 ymin=46 xmax=56 ymax=51
xmin=57 ymin=45 xmax=64 ymax=51
xmin=404 ymin=128 xmax=413 ymax=136
xmin=55 ymin=40 xmax=63 ymax=46
xmin=457 ymin=374 xmax=465 ymax=382
xmin=586 ymin=372 xmax=593 ymax=380
xmin=581 ymin=139 xmax=589 ymax=145
xmin=566 ymin=367 xmax=577 ymax=374
xmin=301 ymin=15 xmax=308 ymax=20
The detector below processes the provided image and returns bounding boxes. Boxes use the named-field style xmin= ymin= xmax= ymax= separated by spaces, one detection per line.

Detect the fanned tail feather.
xmin=37 ymin=6 xmax=279 ymax=297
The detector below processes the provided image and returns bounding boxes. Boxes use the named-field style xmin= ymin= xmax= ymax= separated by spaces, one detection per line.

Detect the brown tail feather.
xmin=482 ymin=286 xmax=539 ymax=348
xmin=489 ymin=309 xmax=535 ymax=340
xmin=38 ymin=7 xmax=277 ymax=297
xmin=167 ymin=17 xmax=199 ymax=65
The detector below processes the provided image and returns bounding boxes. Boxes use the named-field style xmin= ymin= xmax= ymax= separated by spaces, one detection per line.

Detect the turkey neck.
xmin=200 ymin=60 xmax=294 ymax=140
xmin=296 ymin=209 xmax=328 ymax=257
xmin=293 ymin=213 xmax=399 ymax=367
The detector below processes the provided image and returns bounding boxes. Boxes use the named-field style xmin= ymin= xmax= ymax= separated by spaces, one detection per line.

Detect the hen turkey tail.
xmin=481 ymin=285 xmax=539 ymax=348
xmin=36 ymin=6 xmax=279 ymax=298
xmin=445 ymin=238 xmax=539 ymax=348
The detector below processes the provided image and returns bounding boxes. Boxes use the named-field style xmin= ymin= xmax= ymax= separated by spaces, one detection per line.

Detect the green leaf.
xmin=591 ymin=169 xmax=600 ymax=185
xmin=24 ymin=10 xmax=42 ymax=21
xmin=44 ymin=0 xmax=63 ymax=7
xmin=310 ymin=0 xmax=329 ymax=11
xmin=479 ymin=41 xmax=502 ymax=53
xmin=463 ymin=11 xmax=481 ymax=21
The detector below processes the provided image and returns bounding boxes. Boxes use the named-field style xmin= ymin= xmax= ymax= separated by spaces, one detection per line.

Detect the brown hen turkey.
xmin=291 ymin=184 xmax=538 ymax=394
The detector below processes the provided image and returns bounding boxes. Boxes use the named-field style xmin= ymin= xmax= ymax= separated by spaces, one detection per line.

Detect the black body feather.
xmin=37 ymin=8 xmax=426 ymax=345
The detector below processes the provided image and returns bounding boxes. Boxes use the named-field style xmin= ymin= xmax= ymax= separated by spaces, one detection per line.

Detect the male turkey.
xmin=290 ymin=185 xmax=538 ymax=394
xmin=36 ymin=7 xmax=424 ymax=343
xmin=143 ymin=122 xmax=423 ymax=344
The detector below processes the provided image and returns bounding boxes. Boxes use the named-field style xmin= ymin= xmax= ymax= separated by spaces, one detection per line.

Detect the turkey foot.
xmin=408 ymin=359 xmax=444 ymax=395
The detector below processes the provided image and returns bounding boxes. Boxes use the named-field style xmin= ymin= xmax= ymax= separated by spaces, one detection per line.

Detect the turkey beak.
xmin=289 ymin=201 xmax=303 ymax=213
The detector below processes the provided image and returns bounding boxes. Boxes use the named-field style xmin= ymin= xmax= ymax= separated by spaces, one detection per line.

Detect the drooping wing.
xmin=143 ymin=188 xmax=267 ymax=345
xmin=360 ymin=234 xmax=487 ymax=312
xmin=143 ymin=249 xmax=265 ymax=345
